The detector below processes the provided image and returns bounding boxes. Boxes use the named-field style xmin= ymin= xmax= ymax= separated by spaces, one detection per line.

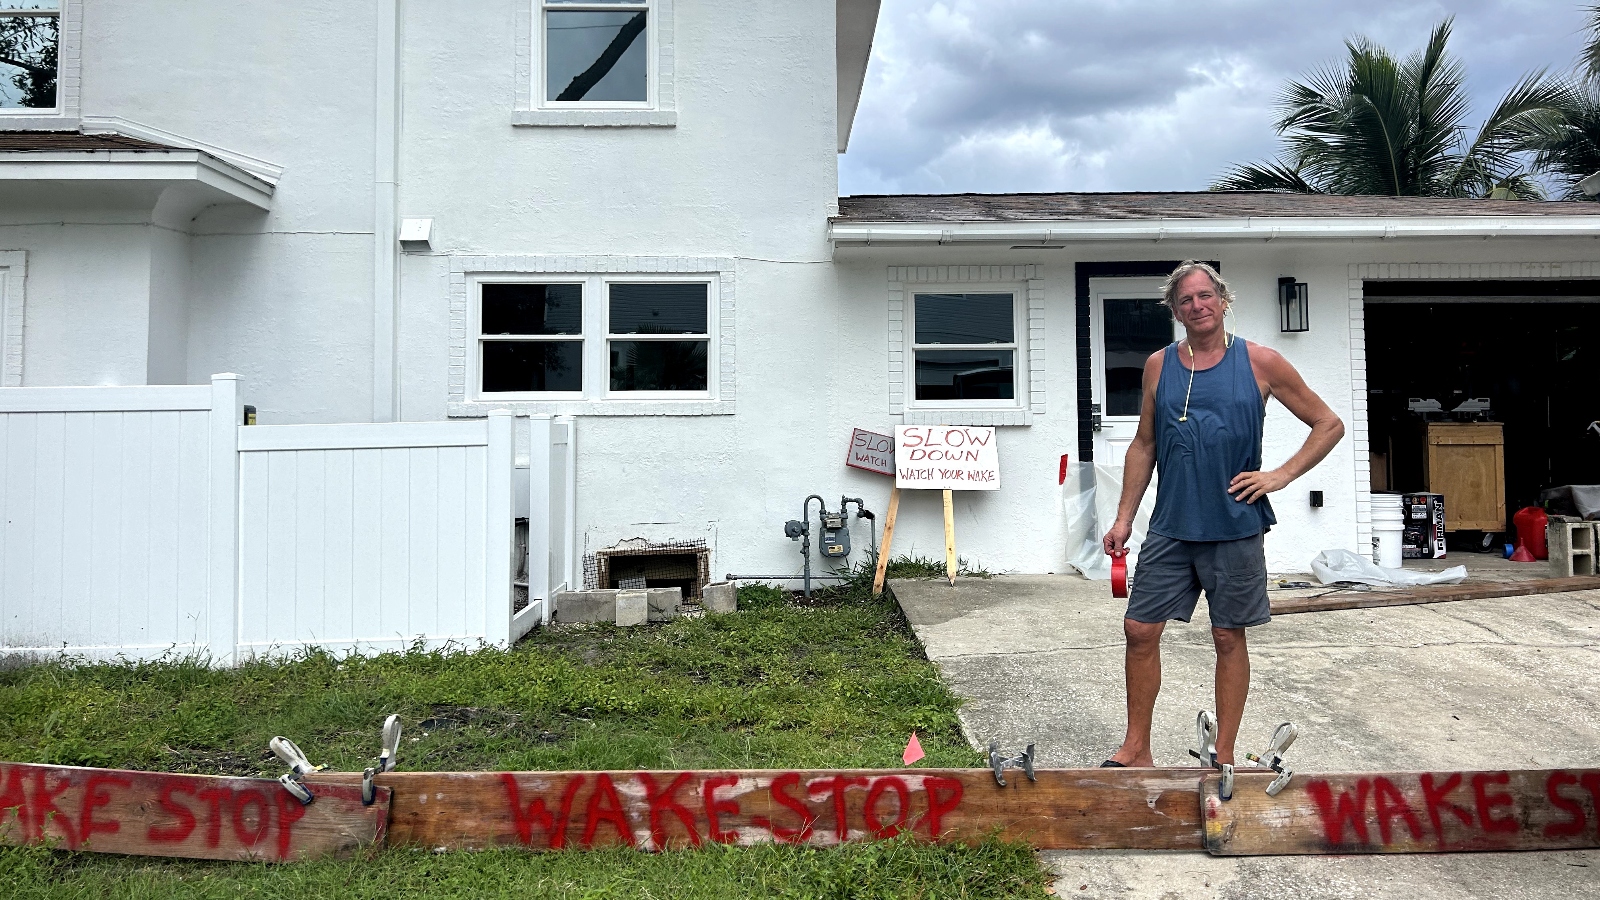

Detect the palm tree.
xmin=1213 ymin=20 xmax=1570 ymax=199
xmin=1523 ymin=6 xmax=1600 ymax=199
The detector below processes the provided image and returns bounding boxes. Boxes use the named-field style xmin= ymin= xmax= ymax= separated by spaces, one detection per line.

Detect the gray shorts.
xmin=1126 ymin=532 xmax=1270 ymax=629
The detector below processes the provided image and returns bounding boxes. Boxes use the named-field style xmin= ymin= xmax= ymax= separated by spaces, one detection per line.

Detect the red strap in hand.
xmin=1110 ymin=549 xmax=1128 ymax=599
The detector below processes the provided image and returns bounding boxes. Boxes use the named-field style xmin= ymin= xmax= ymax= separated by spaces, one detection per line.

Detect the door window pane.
xmin=482 ymin=283 xmax=582 ymax=335
xmin=1103 ymin=298 xmax=1173 ymax=416
xmin=546 ymin=9 xmax=647 ymax=102
xmin=0 ymin=6 xmax=58 ymax=109
xmin=483 ymin=341 xmax=583 ymax=393
xmin=915 ymin=350 xmax=1015 ymax=401
xmin=610 ymin=340 xmax=708 ymax=391
xmin=913 ymin=293 xmax=1014 ymax=344
xmin=609 ymin=283 xmax=707 ymax=334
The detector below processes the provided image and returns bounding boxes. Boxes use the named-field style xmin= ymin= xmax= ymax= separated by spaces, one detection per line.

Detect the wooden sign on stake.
xmin=894 ymin=426 xmax=1000 ymax=586
xmin=0 ymin=761 xmax=388 ymax=861
xmin=1202 ymin=768 xmax=1600 ymax=855
xmin=310 ymin=767 xmax=1204 ymax=852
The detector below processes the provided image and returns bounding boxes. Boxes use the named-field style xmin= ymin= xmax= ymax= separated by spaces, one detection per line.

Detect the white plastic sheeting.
xmin=1061 ymin=461 xmax=1156 ymax=580
xmin=1310 ymin=549 xmax=1467 ymax=587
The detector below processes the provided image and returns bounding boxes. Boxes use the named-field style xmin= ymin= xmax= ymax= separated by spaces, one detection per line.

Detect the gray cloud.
xmin=839 ymin=0 xmax=1592 ymax=194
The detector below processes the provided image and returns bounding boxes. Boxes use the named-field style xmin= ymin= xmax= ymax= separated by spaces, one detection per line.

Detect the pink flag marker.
xmin=902 ymin=731 xmax=925 ymax=765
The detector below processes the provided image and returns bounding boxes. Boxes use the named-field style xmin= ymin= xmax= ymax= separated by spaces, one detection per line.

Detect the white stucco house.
xmin=2 ymin=0 xmax=1598 ymax=625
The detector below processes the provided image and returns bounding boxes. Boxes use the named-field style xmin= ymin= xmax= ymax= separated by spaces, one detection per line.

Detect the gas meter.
xmin=819 ymin=511 xmax=850 ymax=558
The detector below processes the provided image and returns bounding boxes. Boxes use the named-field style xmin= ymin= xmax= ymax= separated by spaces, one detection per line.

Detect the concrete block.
xmin=616 ymin=590 xmax=649 ymax=627
xmin=555 ymin=590 xmax=617 ymax=624
xmin=646 ymin=587 xmax=682 ymax=622
xmin=1548 ymin=519 xmax=1597 ymax=578
xmin=702 ymin=581 xmax=737 ymax=614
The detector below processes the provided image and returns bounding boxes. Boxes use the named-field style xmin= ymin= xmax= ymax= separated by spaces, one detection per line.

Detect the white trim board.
xmin=887 ymin=265 xmax=1044 ymax=426
xmin=0 ymin=251 xmax=25 ymax=387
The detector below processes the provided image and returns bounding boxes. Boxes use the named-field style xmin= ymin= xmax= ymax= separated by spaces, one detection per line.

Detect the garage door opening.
xmin=1365 ymin=279 xmax=1600 ymax=544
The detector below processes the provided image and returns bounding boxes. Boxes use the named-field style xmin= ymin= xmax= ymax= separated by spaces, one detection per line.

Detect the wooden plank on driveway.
xmin=0 ymin=761 xmax=388 ymax=861
xmin=1203 ymin=769 xmax=1600 ymax=855
xmin=1269 ymin=575 xmax=1600 ymax=616
xmin=310 ymin=767 xmax=1205 ymax=851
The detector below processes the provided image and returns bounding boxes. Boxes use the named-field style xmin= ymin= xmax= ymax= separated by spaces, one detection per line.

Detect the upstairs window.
xmin=910 ymin=291 xmax=1021 ymax=405
xmin=0 ymin=1 xmax=57 ymax=110
xmin=543 ymin=0 xmax=650 ymax=106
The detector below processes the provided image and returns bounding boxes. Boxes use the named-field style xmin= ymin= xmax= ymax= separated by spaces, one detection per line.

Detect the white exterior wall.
xmin=5 ymin=1 xmax=1598 ymax=582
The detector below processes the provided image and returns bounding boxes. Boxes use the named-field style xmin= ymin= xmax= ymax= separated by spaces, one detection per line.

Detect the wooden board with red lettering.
xmin=1203 ymin=769 xmax=1600 ymax=855
xmin=0 ymin=762 xmax=388 ymax=861
xmin=310 ymin=767 xmax=1205 ymax=851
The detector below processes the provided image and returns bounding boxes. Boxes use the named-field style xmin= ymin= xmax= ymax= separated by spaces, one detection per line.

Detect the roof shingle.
xmin=835 ymin=191 xmax=1600 ymax=222
xmin=0 ymin=131 xmax=181 ymax=152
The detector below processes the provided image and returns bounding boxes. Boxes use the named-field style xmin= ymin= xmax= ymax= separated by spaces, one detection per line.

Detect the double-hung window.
xmin=474 ymin=275 xmax=714 ymax=401
xmin=909 ymin=290 xmax=1022 ymax=406
xmin=541 ymin=0 xmax=651 ymax=107
xmin=0 ymin=1 xmax=58 ymax=111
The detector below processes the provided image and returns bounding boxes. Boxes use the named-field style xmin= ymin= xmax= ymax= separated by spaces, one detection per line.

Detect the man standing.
xmin=1100 ymin=261 xmax=1344 ymax=768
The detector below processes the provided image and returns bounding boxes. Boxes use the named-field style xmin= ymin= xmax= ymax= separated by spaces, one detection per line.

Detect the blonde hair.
xmin=1161 ymin=260 xmax=1234 ymax=309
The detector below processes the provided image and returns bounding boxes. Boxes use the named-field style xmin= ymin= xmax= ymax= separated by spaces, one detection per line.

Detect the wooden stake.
xmin=872 ymin=486 xmax=901 ymax=597
xmin=943 ymin=489 xmax=956 ymax=585
xmin=1270 ymin=574 xmax=1600 ymax=616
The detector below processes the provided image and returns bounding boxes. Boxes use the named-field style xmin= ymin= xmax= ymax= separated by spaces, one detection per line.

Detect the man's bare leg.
xmin=1211 ymin=626 xmax=1250 ymax=765
xmin=1108 ymin=618 xmax=1166 ymax=766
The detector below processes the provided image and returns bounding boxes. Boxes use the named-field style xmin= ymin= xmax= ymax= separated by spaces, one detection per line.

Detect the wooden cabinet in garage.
xmin=1424 ymin=422 xmax=1505 ymax=532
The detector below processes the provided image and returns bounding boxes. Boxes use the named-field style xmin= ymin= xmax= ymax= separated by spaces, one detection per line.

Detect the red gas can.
xmin=1512 ymin=506 xmax=1548 ymax=561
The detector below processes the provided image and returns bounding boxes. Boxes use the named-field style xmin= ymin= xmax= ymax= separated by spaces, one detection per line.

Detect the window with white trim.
xmin=473 ymin=274 xmax=714 ymax=401
xmin=0 ymin=1 xmax=57 ymax=110
xmin=541 ymin=0 xmax=651 ymax=107
xmin=908 ymin=289 xmax=1024 ymax=407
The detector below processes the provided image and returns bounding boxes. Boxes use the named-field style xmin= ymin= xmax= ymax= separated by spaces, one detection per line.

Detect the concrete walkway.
xmin=889 ymin=574 xmax=1600 ymax=899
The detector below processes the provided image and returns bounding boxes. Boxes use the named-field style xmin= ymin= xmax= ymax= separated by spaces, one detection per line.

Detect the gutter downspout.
xmin=372 ymin=0 xmax=401 ymax=422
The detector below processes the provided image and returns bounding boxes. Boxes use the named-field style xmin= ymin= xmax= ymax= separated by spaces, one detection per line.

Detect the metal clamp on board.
xmin=270 ymin=736 xmax=322 ymax=806
xmin=988 ymin=741 xmax=1036 ymax=787
xmin=362 ymin=714 xmax=403 ymax=806
xmin=1244 ymin=722 xmax=1298 ymax=797
xmin=1187 ymin=710 xmax=1234 ymax=801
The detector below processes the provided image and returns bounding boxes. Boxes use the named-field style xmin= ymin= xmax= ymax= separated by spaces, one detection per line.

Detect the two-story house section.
xmin=2 ymin=1 xmax=1598 ymax=586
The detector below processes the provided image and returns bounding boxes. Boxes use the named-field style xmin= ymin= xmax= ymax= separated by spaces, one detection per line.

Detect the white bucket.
xmin=1371 ymin=494 xmax=1405 ymax=568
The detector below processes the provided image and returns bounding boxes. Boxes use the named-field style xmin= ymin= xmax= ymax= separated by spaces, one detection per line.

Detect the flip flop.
xmin=1099 ymin=759 xmax=1127 ymax=768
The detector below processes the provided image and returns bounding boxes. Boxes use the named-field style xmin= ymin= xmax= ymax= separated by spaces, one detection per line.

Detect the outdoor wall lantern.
xmin=1278 ymin=277 xmax=1309 ymax=332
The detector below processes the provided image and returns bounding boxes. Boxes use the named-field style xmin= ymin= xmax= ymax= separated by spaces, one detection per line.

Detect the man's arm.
xmin=1229 ymin=344 xmax=1345 ymax=504
xmin=1102 ymin=351 xmax=1164 ymax=553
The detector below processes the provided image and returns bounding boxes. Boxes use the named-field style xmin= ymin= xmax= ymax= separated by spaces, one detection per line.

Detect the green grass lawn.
xmin=0 ymin=568 xmax=1051 ymax=899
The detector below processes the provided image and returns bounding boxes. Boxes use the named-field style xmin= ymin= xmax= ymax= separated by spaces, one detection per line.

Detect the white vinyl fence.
xmin=0 ymin=375 xmax=572 ymax=663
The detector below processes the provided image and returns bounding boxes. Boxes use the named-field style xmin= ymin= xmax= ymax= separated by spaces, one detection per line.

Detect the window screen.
xmin=1103 ymin=298 xmax=1172 ymax=416
xmin=0 ymin=1 xmax=58 ymax=109
xmin=545 ymin=3 xmax=648 ymax=103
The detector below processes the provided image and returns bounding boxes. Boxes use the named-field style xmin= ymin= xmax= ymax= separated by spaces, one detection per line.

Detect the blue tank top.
xmin=1148 ymin=339 xmax=1276 ymax=542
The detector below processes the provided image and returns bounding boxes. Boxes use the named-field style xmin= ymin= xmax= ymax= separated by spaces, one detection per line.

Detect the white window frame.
xmin=602 ymin=274 xmax=715 ymax=401
xmin=450 ymin=255 xmax=734 ymax=417
xmin=514 ymin=0 xmax=677 ymax=127
xmin=0 ymin=0 xmax=80 ymax=128
xmin=907 ymin=284 xmax=1027 ymax=411
xmin=888 ymin=266 xmax=1045 ymax=427
xmin=472 ymin=276 xmax=588 ymax=402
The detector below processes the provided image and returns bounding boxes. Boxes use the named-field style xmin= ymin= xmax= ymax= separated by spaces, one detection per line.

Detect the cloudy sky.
xmin=838 ymin=1 xmax=1593 ymax=195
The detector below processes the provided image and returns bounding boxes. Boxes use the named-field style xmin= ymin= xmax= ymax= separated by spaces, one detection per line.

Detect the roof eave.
xmin=836 ymin=0 xmax=880 ymax=154
xmin=0 ymin=149 xmax=274 ymax=209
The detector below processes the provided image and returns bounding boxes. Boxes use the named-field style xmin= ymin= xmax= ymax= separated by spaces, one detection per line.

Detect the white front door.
xmin=1089 ymin=277 xmax=1178 ymax=465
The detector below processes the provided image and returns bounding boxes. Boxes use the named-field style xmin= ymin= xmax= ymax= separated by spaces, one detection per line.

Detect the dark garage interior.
xmin=1365 ymin=280 xmax=1600 ymax=544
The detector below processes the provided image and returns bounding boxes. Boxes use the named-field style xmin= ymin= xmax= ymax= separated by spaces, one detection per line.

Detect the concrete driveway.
xmin=888 ymin=574 xmax=1600 ymax=899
